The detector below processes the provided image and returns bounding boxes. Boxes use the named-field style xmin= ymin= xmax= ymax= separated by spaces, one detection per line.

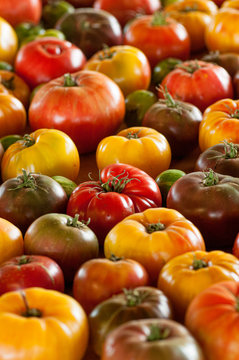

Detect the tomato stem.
xmin=126 ymin=130 xmax=141 ymax=139
xmin=18 ymin=256 xmax=31 ymax=266
xmin=231 ymin=109 xmax=239 ymax=119
xmin=1 ymin=75 xmax=15 ymax=90
xmin=66 ymin=214 xmax=90 ymax=228
xmin=176 ymin=60 xmax=201 ymax=74
xmin=23 ymin=134 xmax=35 ymax=147
xmin=20 ymin=291 xmax=42 ymax=318
xmin=147 ymin=222 xmax=165 ymax=233
xmin=151 ymin=11 xmax=168 ymax=26
xmin=8 ymin=169 xmax=39 ymax=191
xmin=63 ymin=73 xmax=77 ymax=87
xmin=202 ymin=169 xmax=219 ymax=186
xmin=109 ymin=254 xmax=124 ymax=262
xmin=192 ymin=256 xmax=208 ymax=270
xmin=123 ymin=289 xmax=147 ymax=307
xmin=100 ymin=170 xmax=140 ymax=193
xmin=147 ymin=325 xmax=170 ymax=341
xmin=209 ymin=140 xmax=238 ymax=161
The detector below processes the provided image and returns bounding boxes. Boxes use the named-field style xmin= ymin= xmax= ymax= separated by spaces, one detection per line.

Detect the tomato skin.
xmin=0 ymin=70 xmax=30 ymax=108
xmin=73 ymin=257 xmax=149 ymax=314
xmin=167 ymin=171 xmax=239 ymax=250
xmin=123 ymin=14 xmax=190 ymax=68
xmin=0 ymin=0 xmax=42 ymax=27
xmin=233 ymin=233 xmax=239 ymax=258
xmin=0 ymin=17 xmax=18 ymax=65
xmin=28 ymin=70 xmax=125 ymax=154
xmin=67 ymin=163 xmax=162 ymax=244
xmin=0 ymin=255 xmax=65 ymax=294
xmin=0 ymin=94 xmax=26 ymax=138
xmin=0 ymin=218 xmax=23 ymax=265
xmin=15 ymin=37 xmax=86 ymax=89
xmin=161 ymin=60 xmax=233 ymax=112
xmin=185 ymin=281 xmax=239 ymax=360
xmin=102 ymin=319 xmax=205 ymax=360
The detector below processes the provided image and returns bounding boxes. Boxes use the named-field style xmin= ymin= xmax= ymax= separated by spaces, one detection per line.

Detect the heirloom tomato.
xmin=195 ymin=140 xmax=239 ymax=177
xmin=0 ymin=0 xmax=42 ymax=27
xmin=102 ymin=319 xmax=205 ymax=360
xmin=158 ymin=250 xmax=239 ymax=321
xmin=0 ymin=287 xmax=88 ymax=360
xmin=152 ymin=57 xmax=182 ymax=85
xmin=29 ymin=71 xmax=125 ymax=154
xmin=0 ymin=94 xmax=26 ymax=138
xmin=67 ymin=163 xmax=162 ymax=245
xmin=42 ymin=1 xmax=75 ymax=28
xmin=0 ymin=17 xmax=18 ymax=64
xmin=123 ymin=12 xmax=190 ymax=68
xmin=202 ymin=51 xmax=239 ymax=77
xmin=161 ymin=60 xmax=233 ymax=112
xmin=0 ymin=255 xmax=65 ymax=294
xmin=84 ymin=45 xmax=151 ymax=97
xmin=93 ymin=0 xmax=161 ymax=27
xmin=15 ymin=37 xmax=86 ymax=89
xmin=1 ymin=129 xmax=80 ymax=182
xmin=199 ymin=98 xmax=239 ymax=152
xmin=185 ymin=281 xmax=239 ymax=360
xmin=167 ymin=170 xmax=239 ymax=250
xmin=104 ymin=207 xmax=205 ymax=283
xmin=0 ymin=170 xmax=68 ymax=233
xmin=0 ymin=70 xmax=30 ymax=108
xmin=89 ymin=286 xmax=173 ymax=356
xmin=164 ymin=0 xmax=218 ymax=52
xmin=0 ymin=218 xmax=23 ymax=265
xmin=24 ymin=213 xmax=99 ymax=283
xmin=233 ymin=233 xmax=239 ymax=258
xmin=73 ymin=256 xmax=149 ymax=314
xmin=155 ymin=169 xmax=186 ymax=206
xmin=96 ymin=127 xmax=171 ymax=178
xmin=222 ymin=0 xmax=239 ymax=9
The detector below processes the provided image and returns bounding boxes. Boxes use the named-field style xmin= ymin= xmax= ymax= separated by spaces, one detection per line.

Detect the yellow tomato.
xmin=96 ymin=126 xmax=171 ymax=178
xmin=0 ymin=287 xmax=89 ymax=360
xmin=0 ymin=217 xmax=23 ymax=264
xmin=221 ymin=0 xmax=239 ymax=9
xmin=0 ymin=17 xmax=18 ymax=64
xmin=84 ymin=45 xmax=151 ymax=97
xmin=1 ymin=129 xmax=80 ymax=181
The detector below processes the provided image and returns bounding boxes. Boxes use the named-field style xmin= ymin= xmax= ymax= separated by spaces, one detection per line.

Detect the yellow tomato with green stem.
xmin=96 ymin=127 xmax=171 ymax=179
xmin=1 ymin=129 xmax=80 ymax=182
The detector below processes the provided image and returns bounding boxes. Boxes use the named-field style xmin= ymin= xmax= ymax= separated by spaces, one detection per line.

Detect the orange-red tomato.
xmin=0 ymin=71 xmax=30 ymax=108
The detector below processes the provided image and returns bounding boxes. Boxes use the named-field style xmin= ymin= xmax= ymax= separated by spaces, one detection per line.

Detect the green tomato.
xmin=0 ymin=61 xmax=14 ymax=71
xmin=0 ymin=135 xmax=23 ymax=151
xmin=52 ymin=175 xmax=77 ymax=198
xmin=39 ymin=29 xmax=66 ymax=40
xmin=153 ymin=58 xmax=182 ymax=85
xmin=15 ymin=22 xmax=45 ymax=44
xmin=155 ymin=169 xmax=186 ymax=206
xmin=125 ymin=90 xmax=158 ymax=127
xmin=43 ymin=1 xmax=75 ymax=29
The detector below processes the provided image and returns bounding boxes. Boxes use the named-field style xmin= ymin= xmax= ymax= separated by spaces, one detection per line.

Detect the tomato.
xmin=20 ymin=29 xmax=66 ymax=46
xmin=51 ymin=175 xmax=77 ymax=198
xmin=67 ymin=163 xmax=162 ymax=244
xmin=233 ymin=233 xmax=239 ymax=258
xmin=0 ymin=287 xmax=88 ymax=360
xmin=185 ymin=281 xmax=239 ymax=360
xmin=0 ymin=0 xmax=42 ymax=27
xmin=199 ymin=98 xmax=239 ymax=152
xmin=205 ymin=8 xmax=239 ymax=53
xmin=84 ymin=45 xmax=151 ymax=97
xmin=158 ymin=250 xmax=239 ymax=322
xmin=29 ymin=71 xmax=125 ymax=154
xmin=164 ymin=0 xmax=218 ymax=52
xmin=93 ymin=0 xmax=161 ymax=27
xmin=233 ymin=70 xmax=239 ymax=98
xmin=24 ymin=213 xmax=99 ymax=283
xmin=15 ymin=37 xmax=86 ymax=89
xmin=0 ymin=94 xmax=26 ymax=138
xmin=42 ymin=1 xmax=75 ymax=28
xmin=201 ymin=51 xmax=239 ymax=77
xmin=195 ymin=140 xmax=239 ymax=177
xmin=0 ymin=255 xmax=65 ymax=294
xmin=143 ymin=86 xmax=202 ymax=158
xmin=167 ymin=170 xmax=239 ymax=250
xmin=155 ymin=169 xmax=186 ymax=205
xmin=73 ymin=256 xmax=149 ymax=314
xmin=102 ymin=318 xmax=205 ymax=360
xmin=104 ymin=207 xmax=205 ymax=283
xmin=55 ymin=8 xmax=123 ymax=58
xmin=0 ymin=218 xmax=23 ymax=265
xmin=15 ymin=22 xmax=45 ymax=45
xmin=0 ymin=170 xmax=68 ymax=233
xmin=1 ymin=129 xmax=80 ymax=182
xmin=0 ymin=17 xmax=18 ymax=64
xmin=123 ymin=12 xmax=190 ymax=68
xmin=152 ymin=57 xmax=182 ymax=85
xmin=161 ymin=60 xmax=233 ymax=112
xmin=89 ymin=286 xmax=173 ymax=356
xmin=96 ymin=127 xmax=171 ymax=178
xmin=222 ymin=0 xmax=239 ymax=9
xmin=0 ymin=70 xmax=30 ymax=108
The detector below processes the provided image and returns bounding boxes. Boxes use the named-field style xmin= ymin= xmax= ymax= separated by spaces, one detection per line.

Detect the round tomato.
xmin=0 ymin=17 xmax=18 ymax=64
xmin=0 ymin=0 xmax=42 ymax=27
xmin=123 ymin=12 xmax=190 ymax=68
xmin=0 ymin=218 xmax=23 ymax=265
xmin=67 ymin=163 xmax=162 ymax=244
xmin=0 ymin=70 xmax=30 ymax=108
xmin=1 ymin=129 xmax=80 ymax=182
xmin=0 ymin=93 xmax=26 ymax=138
xmin=28 ymin=71 xmax=125 ymax=154
xmin=202 ymin=52 xmax=239 ymax=77
xmin=15 ymin=37 xmax=86 ymax=89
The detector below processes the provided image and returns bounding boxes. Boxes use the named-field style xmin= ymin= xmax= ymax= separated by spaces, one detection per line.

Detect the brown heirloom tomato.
xmin=73 ymin=256 xmax=149 ymax=314
xmin=185 ymin=281 xmax=239 ymax=360
xmin=158 ymin=250 xmax=239 ymax=322
xmin=167 ymin=170 xmax=239 ymax=250
xmin=104 ymin=207 xmax=205 ymax=284
xmin=89 ymin=286 xmax=173 ymax=356
xmin=29 ymin=71 xmax=125 ymax=154
xmin=123 ymin=12 xmax=190 ymax=68
xmin=102 ymin=319 xmax=205 ymax=360
xmin=0 ymin=70 xmax=30 ymax=108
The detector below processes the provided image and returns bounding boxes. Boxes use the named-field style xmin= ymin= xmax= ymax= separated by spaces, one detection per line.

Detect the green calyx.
xmin=66 ymin=214 xmax=90 ymax=228
xmin=23 ymin=134 xmax=35 ymax=148
xmin=63 ymin=73 xmax=77 ymax=87
xmin=176 ymin=60 xmax=201 ymax=74
xmin=21 ymin=291 xmax=42 ymax=318
xmin=100 ymin=171 xmax=140 ymax=193
xmin=202 ymin=169 xmax=219 ymax=187
xmin=147 ymin=222 xmax=166 ymax=233
xmin=147 ymin=325 xmax=171 ymax=342
xmin=151 ymin=12 xmax=169 ymax=26
xmin=123 ymin=289 xmax=147 ymax=307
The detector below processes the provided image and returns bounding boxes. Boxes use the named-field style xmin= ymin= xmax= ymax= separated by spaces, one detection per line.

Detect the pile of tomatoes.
xmin=0 ymin=0 xmax=239 ymax=359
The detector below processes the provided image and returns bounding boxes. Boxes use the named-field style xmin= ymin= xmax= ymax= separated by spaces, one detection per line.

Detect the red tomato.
xmin=123 ymin=12 xmax=190 ymax=68
xmin=67 ymin=163 xmax=162 ymax=244
xmin=73 ymin=256 xmax=149 ymax=314
xmin=232 ymin=233 xmax=239 ymax=258
xmin=28 ymin=70 xmax=125 ymax=154
xmin=94 ymin=0 xmax=161 ymax=27
xmin=0 ymin=0 xmax=42 ymax=27
xmin=161 ymin=60 xmax=233 ymax=112
xmin=14 ymin=37 xmax=86 ymax=89
xmin=0 ymin=255 xmax=64 ymax=294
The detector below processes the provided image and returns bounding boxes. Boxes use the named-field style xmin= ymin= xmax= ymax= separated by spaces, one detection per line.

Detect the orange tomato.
xmin=104 ymin=207 xmax=205 ymax=284
xmin=96 ymin=126 xmax=171 ymax=178
xmin=0 ymin=70 xmax=30 ymax=108
xmin=0 ymin=217 xmax=23 ymax=264
xmin=221 ymin=0 xmax=239 ymax=9
xmin=0 ymin=93 xmax=26 ymax=138
xmin=0 ymin=17 xmax=18 ymax=64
